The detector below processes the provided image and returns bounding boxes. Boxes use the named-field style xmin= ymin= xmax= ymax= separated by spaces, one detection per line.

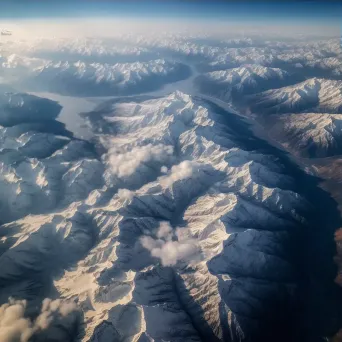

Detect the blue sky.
xmin=0 ymin=1 xmax=340 ymax=24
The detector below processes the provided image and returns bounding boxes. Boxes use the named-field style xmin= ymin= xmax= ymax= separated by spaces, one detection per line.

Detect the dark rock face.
xmin=89 ymin=321 xmax=121 ymax=342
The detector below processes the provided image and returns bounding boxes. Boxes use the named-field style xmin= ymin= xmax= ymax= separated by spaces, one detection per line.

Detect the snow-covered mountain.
xmin=0 ymin=85 xmax=103 ymax=224
xmin=240 ymin=79 xmax=342 ymax=158
xmin=2 ymin=56 xmax=191 ymax=96
xmin=0 ymin=84 xmax=62 ymax=126
xmin=31 ymin=59 xmax=191 ymax=96
xmin=247 ymin=78 xmax=342 ymax=115
xmin=0 ymin=87 xmax=339 ymax=342
xmin=305 ymin=56 xmax=342 ymax=78
xmin=195 ymin=65 xmax=295 ymax=101
xmin=265 ymin=113 xmax=342 ymax=158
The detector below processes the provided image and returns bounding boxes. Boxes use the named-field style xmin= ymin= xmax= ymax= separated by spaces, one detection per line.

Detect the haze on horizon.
xmin=0 ymin=0 xmax=339 ymax=42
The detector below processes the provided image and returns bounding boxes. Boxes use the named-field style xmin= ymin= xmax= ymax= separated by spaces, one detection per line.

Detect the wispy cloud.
xmin=0 ymin=298 xmax=78 ymax=342
xmin=158 ymin=160 xmax=200 ymax=187
xmin=105 ymin=144 xmax=174 ymax=178
xmin=140 ymin=221 xmax=201 ymax=266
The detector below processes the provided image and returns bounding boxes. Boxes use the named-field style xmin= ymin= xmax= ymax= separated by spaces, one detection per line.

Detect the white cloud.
xmin=106 ymin=144 xmax=174 ymax=178
xmin=0 ymin=298 xmax=78 ymax=342
xmin=140 ymin=221 xmax=200 ymax=266
xmin=117 ymin=188 xmax=134 ymax=201
xmin=159 ymin=160 xmax=199 ymax=187
xmin=160 ymin=166 xmax=168 ymax=174
xmin=156 ymin=221 xmax=173 ymax=239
